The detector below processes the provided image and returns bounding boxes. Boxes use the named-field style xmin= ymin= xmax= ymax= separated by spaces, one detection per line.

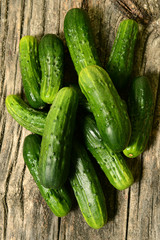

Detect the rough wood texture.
xmin=0 ymin=0 xmax=160 ymax=239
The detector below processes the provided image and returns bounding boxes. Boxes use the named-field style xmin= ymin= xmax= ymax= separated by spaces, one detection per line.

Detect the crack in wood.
xmin=0 ymin=68 xmax=6 ymax=100
xmin=2 ymin=197 xmax=8 ymax=240
xmin=0 ymin=71 xmax=7 ymax=114
xmin=1 ymin=127 xmax=23 ymax=239
xmin=125 ymin=188 xmax=131 ymax=240
xmin=81 ymin=0 xmax=88 ymax=11
xmin=0 ymin=69 xmax=7 ymax=105
xmin=0 ymin=116 xmax=6 ymax=153
xmin=57 ymin=217 xmax=61 ymax=240
xmin=19 ymin=164 xmax=26 ymax=221
xmin=20 ymin=0 xmax=25 ymax=38
xmin=111 ymin=0 xmax=151 ymax=24
xmin=15 ymin=127 xmax=22 ymax=157
xmin=2 ymin=161 xmax=14 ymax=240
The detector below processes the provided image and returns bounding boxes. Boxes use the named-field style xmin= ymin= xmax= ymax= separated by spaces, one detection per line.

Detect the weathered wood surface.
xmin=0 ymin=0 xmax=160 ymax=239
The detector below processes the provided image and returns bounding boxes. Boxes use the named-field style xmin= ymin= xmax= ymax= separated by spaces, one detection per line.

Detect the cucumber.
xmin=38 ymin=87 xmax=78 ymax=189
xmin=19 ymin=36 xmax=45 ymax=109
xmin=5 ymin=90 xmax=90 ymax=136
xmin=70 ymin=140 xmax=107 ymax=229
xmin=123 ymin=76 xmax=154 ymax=158
xmin=5 ymin=95 xmax=47 ymax=135
xmin=79 ymin=65 xmax=131 ymax=152
xmin=23 ymin=134 xmax=72 ymax=217
xmin=64 ymin=8 xmax=101 ymax=75
xmin=80 ymin=115 xmax=134 ymax=190
xmin=106 ymin=19 xmax=139 ymax=90
xmin=39 ymin=34 xmax=64 ymax=104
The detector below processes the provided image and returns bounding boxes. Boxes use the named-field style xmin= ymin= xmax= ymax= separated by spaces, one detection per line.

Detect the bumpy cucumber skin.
xmin=81 ymin=116 xmax=134 ymax=190
xmin=39 ymin=34 xmax=64 ymax=104
xmin=106 ymin=19 xmax=138 ymax=90
xmin=123 ymin=76 xmax=154 ymax=158
xmin=5 ymin=91 xmax=90 ymax=136
xmin=64 ymin=8 xmax=101 ymax=75
xmin=38 ymin=87 xmax=78 ymax=189
xmin=19 ymin=36 xmax=45 ymax=109
xmin=79 ymin=65 xmax=131 ymax=152
xmin=5 ymin=95 xmax=47 ymax=135
xmin=23 ymin=134 xmax=72 ymax=217
xmin=70 ymin=140 xmax=107 ymax=229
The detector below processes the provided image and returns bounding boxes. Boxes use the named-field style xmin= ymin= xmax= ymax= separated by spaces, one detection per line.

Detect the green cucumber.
xmin=79 ymin=65 xmax=131 ymax=152
xmin=70 ymin=140 xmax=107 ymax=229
xmin=80 ymin=115 xmax=134 ymax=190
xmin=23 ymin=134 xmax=72 ymax=217
xmin=106 ymin=19 xmax=139 ymax=90
xmin=39 ymin=34 xmax=64 ymax=104
xmin=19 ymin=36 xmax=45 ymax=109
xmin=5 ymin=90 xmax=90 ymax=136
xmin=5 ymin=95 xmax=47 ymax=135
xmin=38 ymin=87 xmax=78 ymax=189
xmin=123 ymin=76 xmax=154 ymax=158
xmin=64 ymin=8 xmax=101 ymax=75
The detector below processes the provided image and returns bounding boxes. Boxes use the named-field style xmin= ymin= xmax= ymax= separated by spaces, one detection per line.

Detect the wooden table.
xmin=0 ymin=0 xmax=160 ymax=239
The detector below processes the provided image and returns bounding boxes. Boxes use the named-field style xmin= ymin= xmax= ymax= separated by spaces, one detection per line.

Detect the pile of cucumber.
xmin=5 ymin=8 xmax=155 ymax=229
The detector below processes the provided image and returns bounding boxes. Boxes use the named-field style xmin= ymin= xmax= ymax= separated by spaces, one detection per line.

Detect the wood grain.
xmin=0 ymin=0 xmax=160 ymax=239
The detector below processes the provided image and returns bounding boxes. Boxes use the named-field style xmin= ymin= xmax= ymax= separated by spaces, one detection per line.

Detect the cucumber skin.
xmin=5 ymin=95 xmax=47 ymax=135
xmin=81 ymin=115 xmax=134 ymax=190
xmin=70 ymin=140 xmax=107 ymax=229
xmin=123 ymin=76 xmax=154 ymax=158
xmin=64 ymin=8 xmax=101 ymax=75
xmin=5 ymin=88 xmax=90 ymax=136
xmin=38 ymin=87 xmax=78 ymax=189
xmin=19 ymin=36 xmax=45 ymax=109
xmin=106 ymin=19 xmax=139 ymax=90
xmin=39 ymin=34 xmax=64 ymax=104
xmin=23 ymin=134 xmax=72 ymax=217
xmin=79 ymin=65 xmax=131 ymax=152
